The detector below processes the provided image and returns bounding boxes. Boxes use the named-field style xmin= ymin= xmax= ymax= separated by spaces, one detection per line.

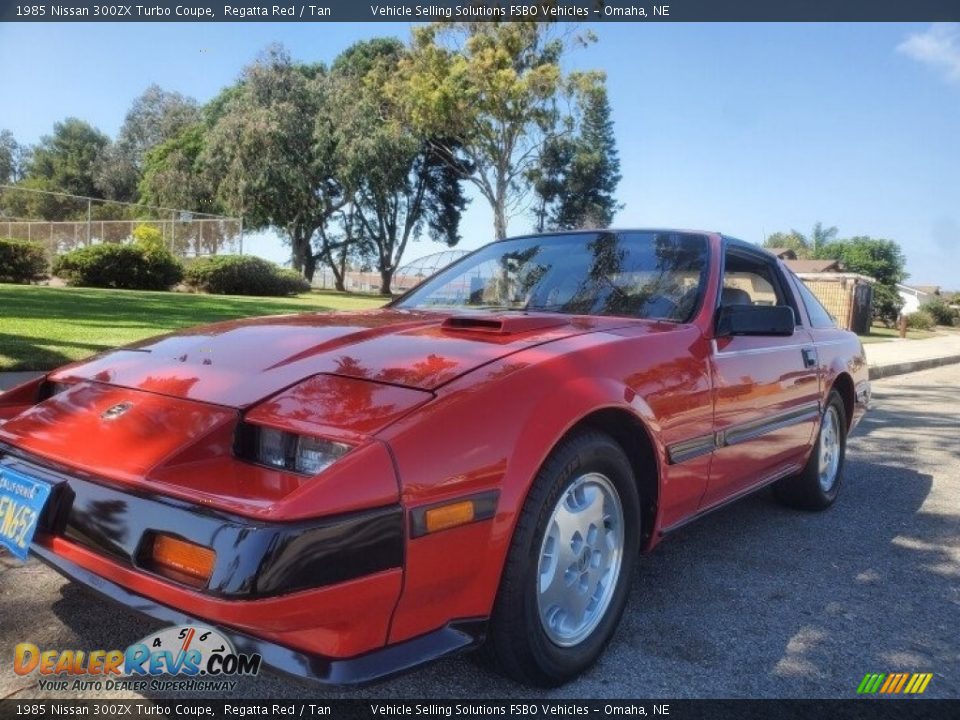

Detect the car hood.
xmin=51 ymin=309 xmax=624 ymax=408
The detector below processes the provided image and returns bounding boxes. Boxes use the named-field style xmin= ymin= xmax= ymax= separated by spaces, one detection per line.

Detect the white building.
xmin=897 ymin=283 xmax=939 ymax=315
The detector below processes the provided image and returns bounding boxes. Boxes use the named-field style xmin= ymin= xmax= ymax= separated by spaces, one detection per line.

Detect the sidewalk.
xmin=0 ymin=371 xmax=42 ymax=392
xmin=2 ymin=333 xmax=960 ymax=392
xmin=864 ymin=332 xmax=960 ymax=380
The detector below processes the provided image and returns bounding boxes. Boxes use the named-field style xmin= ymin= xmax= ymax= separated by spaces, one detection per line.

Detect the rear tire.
xmin=486 ymin=430 xmax=641 ymax=687
xmin=774 ymin=390 xmax=847 ymax=511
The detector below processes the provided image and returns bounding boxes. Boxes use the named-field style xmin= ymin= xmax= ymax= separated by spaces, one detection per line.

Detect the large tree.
xmin=95 ymin=85 xmax=200 ymax=203
xmin=393 ymin=22 xmax=596 ymax=240
xmin=204 ymin=45 xmax=345 ymax=281
xmin=138 ymin=85 xmax=241 ymax=213
xmin=140 ymin=123 xmax=220 ymax=214
xmin=816 ymin=236 xmax=908 ymax=325
xmin=26 ymin=118 xmax=109 ymax=199
xmin=0 ymin=130 xmax=30 ymax=186
xmin=10 ymin=118 xmax=109 ymax=220
xmin=815 ymin=236 xmax=906 ymax=286
xmin=332 ymin=38 xmax=467 ymax=295
xmin=530 ymin=74 xmax=621 ymax=231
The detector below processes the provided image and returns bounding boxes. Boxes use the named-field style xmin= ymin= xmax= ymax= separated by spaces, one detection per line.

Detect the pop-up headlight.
xmin=39 ymin=380 xmax=73 ymax=400
xmin=239 ymin=423 xmax=352 ymax=476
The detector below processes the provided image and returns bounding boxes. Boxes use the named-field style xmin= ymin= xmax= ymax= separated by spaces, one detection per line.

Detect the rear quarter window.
xmin=793 ymin=274 xmax=837 ymax=329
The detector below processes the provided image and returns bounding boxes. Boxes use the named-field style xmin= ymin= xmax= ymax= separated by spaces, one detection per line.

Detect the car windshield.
xmin=396 ymin=231 xmax=710 ymax=321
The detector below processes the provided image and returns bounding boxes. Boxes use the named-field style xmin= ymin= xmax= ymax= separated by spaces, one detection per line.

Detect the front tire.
xmin=774 ymin=390 xmax=847 ymax=511
xmin=486 ymin=430 xmax=641 ymax=687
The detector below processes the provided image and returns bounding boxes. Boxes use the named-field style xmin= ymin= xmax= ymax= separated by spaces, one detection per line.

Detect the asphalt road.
xmin=1 ymin=365 xmax=958 ymax=700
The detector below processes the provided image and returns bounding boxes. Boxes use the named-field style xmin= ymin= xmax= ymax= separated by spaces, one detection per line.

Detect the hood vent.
xmin=441 ymin=314 xmax=569 ymax=336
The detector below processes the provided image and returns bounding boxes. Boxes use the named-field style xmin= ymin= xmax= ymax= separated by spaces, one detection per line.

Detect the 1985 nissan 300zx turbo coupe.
xmin=0 ymin=230 xmax=869 ymax=687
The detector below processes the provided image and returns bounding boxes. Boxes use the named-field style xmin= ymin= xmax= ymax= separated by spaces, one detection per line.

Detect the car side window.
xmin=720 ymin=247 xmax=801 ymax=324
xmin=792 ymin=273 xmax=837 ymax=329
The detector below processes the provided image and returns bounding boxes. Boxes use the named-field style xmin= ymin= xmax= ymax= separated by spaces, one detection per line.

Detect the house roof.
xmin=897 ymin=283 xmax=940 ymax=297
xmin=796 ymin=272 xmax=875 ymax=284
xmin=784 ymin=258 xmax=843 ymax=273
xmin=765 ymin=247 xmax=798 ymax=259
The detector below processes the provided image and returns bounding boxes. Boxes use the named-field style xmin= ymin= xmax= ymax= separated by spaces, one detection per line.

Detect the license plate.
xmin=0 ymin=467 xmax=52 ymax=561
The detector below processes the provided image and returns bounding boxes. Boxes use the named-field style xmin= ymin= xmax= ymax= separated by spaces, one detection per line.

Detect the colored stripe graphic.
xmin=893 ymin=673 xmax=909 ymax=693
xmin=857 ymin=672 xmax=932 ymax=694
xmin=857 ymin=673 xmax=885 ymax=694
xmin=905 ymin=673 xmax=933 ymax=694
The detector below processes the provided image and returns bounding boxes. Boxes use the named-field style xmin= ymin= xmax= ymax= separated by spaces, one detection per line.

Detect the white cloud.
xmin=897 ymin=23 xmax=960 ymax=83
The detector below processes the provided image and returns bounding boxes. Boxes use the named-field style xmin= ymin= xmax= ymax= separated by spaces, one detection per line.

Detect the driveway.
xmin=1 ymin=365 xmax=958 ymax=699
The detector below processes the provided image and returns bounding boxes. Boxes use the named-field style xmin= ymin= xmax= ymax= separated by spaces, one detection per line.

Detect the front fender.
xmin=380 ymin=333 xmax=666 ymax=643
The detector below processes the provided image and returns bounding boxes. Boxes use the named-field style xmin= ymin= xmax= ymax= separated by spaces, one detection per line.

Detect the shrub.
xmin=131 ymin=224 xmax=166 ymax=253
xmin=52 ymin=243 xmax=183 ymax=291
xmin=919 ymin=298 xmax=957 ymax=327
xmin=275 ymin=268 xmax=313 ymax=296
xmin=0 ymin=238 xmax=48 ymax=283
xmin=183 ymin=255 xmax=310 ymax=296
xmin=872 ymin=283 xmax=904 ymax=327
xmin=905 ymin=310 xmax=935 ymax=331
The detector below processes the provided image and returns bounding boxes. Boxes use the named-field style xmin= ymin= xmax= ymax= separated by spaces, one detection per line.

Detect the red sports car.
xmin=0 ymin=230 xmax=869 ymax=687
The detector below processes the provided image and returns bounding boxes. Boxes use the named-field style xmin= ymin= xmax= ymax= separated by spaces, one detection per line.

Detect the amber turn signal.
xmin=424 ymin=501 xmax=476 ymax=534
xmin=410 ymin=491 xmax=500 ymax=538
xmin=148 ymin=534 xmax=216 ymax=585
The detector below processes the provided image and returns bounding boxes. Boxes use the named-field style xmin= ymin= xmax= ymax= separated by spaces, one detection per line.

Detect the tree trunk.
xmin=493 ymin=205 xmax=508 ymax=241
xmin=290 ymin=244 xmax=304 ymax=275
xmin=322 ymin=252 xmax=344 ymax=291
xmin=303 ymin=251 xmax=316 ymax=283
xmin=493 ymin=175 xmax=509 ymax=240
xmin=291 ymin=229 xmax=314 ymax=280
xmin=335 ymin=243 xmax=348 ymax=292
xmin=379 ymin=269 xmax=393 ymax=296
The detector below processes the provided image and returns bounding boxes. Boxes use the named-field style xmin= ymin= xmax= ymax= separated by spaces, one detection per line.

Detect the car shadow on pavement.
xmin=854 ymin=383 xmax=960 ymax=458
xmin=604 ymin=459 xmax=951 ymax=699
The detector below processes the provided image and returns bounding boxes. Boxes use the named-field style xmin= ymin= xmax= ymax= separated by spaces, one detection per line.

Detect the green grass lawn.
xmin=858 ymin=325 xmax=939 ymax=343
xmin=0 ymin=284 xmax=386 ymax=371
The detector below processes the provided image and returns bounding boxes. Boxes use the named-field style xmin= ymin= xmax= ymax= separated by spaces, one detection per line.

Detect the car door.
xmin=701 ymin=242 xmax=821 ymax=508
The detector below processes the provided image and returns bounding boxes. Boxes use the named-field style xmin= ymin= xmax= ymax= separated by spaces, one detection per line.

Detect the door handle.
xmin=802 ymin=347 xmax=817 ymax=368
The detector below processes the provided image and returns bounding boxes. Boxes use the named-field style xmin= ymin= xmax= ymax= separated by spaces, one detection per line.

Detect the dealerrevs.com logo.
xmin=14 ymin=625 xmax=261 ymax=692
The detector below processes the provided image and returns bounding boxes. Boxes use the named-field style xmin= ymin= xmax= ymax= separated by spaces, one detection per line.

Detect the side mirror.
xmin=716 ymin=304 xmax=795 ymax=337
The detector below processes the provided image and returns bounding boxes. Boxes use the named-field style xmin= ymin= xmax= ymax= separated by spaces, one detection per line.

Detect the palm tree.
xmin=811 ymin=221 xmax=838 ymax=255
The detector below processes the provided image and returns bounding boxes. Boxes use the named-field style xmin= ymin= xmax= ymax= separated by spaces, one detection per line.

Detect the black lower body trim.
xmin=0 ymin=449 xmax=403 ymax=598
xmin=667 ymin=402 xmax=821 ymax=465
xmin=31 ymin=543 xmax=486 ymax=685
xmin=659 ymin=461 xmax=802 ymax=535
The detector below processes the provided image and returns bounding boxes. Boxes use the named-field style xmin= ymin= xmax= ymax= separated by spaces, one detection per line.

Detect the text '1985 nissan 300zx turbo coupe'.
xmin=0 ymin=230 xmax=870 ymax=687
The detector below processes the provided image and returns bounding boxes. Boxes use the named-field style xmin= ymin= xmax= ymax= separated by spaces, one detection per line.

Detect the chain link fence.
xmin=0 ymin=185 xmax=243 ymax=258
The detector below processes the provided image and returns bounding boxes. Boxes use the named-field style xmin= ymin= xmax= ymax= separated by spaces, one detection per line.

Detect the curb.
xmin=869 ymin=353 xmax=960 ymax=381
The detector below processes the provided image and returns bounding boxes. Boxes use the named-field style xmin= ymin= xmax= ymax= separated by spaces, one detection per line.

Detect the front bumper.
xmin=2 ymin=451 xmax=404 ymax=599
xmin=0 ymin=447 xmax=469 ymax=671
xmin=32 ymin=542 xmax=485 ymax=685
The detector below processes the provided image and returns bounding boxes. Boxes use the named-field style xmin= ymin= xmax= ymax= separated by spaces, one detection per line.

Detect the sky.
xmin=1 ymin=21 xmax=958 ymax=287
